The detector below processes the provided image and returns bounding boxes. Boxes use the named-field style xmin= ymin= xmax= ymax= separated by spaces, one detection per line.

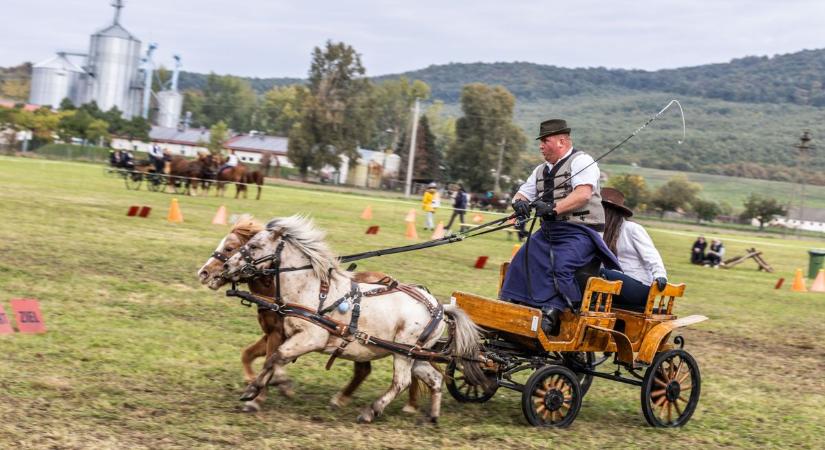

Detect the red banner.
xmin=0 ymin=304 xmax=12 ymax=334
xmin=10 ymin=299 xmax=46 ymax=334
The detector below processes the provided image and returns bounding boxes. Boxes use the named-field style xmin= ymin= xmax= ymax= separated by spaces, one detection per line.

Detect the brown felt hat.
xmin=601 ymin=187 xmax=633 ymax=217
xmin=536 ymin=119 xmax=572 ymax=140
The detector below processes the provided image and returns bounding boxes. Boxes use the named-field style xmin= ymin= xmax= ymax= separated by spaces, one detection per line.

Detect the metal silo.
xmin=28 ymin=53 xmax=85 ymax=108
xmin=156 ymin=55 xmax=183 ymax=128
xmin=85 ymin=3 xmax=142 ymax=116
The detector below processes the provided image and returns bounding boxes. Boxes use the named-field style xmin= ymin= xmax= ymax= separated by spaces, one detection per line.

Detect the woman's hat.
xmin=601 ymin=187 xmax=633 ymax=217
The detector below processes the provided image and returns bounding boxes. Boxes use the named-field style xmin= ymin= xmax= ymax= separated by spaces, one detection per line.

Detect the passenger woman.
xmin=599 ymin=188 xmax=668 ymax=311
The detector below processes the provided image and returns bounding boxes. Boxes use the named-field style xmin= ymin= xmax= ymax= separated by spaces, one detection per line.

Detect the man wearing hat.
xmin=500 ymin=119 xmax=620 ymax=335
xmin=599 ymin=187 xmax=668 ymax=310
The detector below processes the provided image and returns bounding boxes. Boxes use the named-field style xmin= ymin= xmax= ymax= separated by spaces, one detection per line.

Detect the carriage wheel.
xmin=171 ymin=177 xmax=186 ymax=194
xmin=640 ymin=349 xmax=701 ymax=427
xmin=147 ymin=174 xmax=163 ymax=192
xmin=445 ymin=359 xmax=498 ymax=403
xmin=562 ymin=352 xmax=599 ymax=397
xmin=124 ymin=171 xmax=143 ymax=190
xmin=521 ymin=365 xmax=581 ymax=427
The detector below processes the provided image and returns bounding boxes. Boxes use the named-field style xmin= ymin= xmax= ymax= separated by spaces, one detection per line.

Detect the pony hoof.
xmin=401 ymin=404 xmax=418 ymax=414
xmin=279 ymin=387 xmax=296 ymax=399
xmin=239 ymin=385 xmax=261 ymax=402
xmin=356 ymin=408 xmax=375 ymax=424
xmin=329 ymin=393 xmax=350 ymax=409
xmin=241 ymin=403 xmax=260 ymax=413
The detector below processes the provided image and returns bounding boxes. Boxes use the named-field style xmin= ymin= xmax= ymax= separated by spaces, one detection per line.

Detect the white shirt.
xmin=516 ymin=148 xmax=600 ymax=202
xmin=615 ymin=221 xmax=667 ymax=285
xmin=149 ymin=144 xmax=163 ymax=158
xmin=226 ymin=154 xmax=239 ymax=167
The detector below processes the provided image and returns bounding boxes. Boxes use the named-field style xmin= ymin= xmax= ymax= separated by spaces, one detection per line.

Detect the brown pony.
xmin=215 ymin=158 xmax=248 ymax=198
xmin=238 ymin=170 xmax=264 ymax=200
xmin=167 ymin=154 xmax=217 ymax=196
xmin=197 ymin=216 xmax=420 ymax=413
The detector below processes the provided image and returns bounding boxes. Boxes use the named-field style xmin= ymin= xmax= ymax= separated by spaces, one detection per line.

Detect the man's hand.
xmin=655 ymin=277 xmax=668 ymax=291
xmin=512 ymin=199 xmax=531 ymax=219
xmin=533 ymin=200 xmax=556 ymax=220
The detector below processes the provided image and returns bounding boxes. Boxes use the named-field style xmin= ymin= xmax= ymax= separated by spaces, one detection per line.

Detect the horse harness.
xmin=223 ymin=240 xmax=452 ymax=367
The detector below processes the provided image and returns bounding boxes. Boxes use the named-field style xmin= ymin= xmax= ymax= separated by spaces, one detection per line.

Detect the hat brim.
xmin=602 ymin=200 xmax=633 ymax=217
xmin=535 ymin=128 xmax=571 ymax=140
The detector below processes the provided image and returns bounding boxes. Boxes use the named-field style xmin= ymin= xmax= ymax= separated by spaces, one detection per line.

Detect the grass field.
xmin=1 ymin=157 xmax=824 ymax=449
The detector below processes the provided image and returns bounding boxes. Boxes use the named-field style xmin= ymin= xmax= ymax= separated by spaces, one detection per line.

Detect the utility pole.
xmin=494 ymin=137 xmax=506 ymax=193
xmin=404 ymin=98 xmax=420 ymax=197
xmin=795 ymin=130 xmax=814 ymax=235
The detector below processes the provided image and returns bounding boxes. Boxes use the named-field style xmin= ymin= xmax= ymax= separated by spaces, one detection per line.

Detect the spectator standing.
xmin=445 ymin=184 xmax=468 ymax=231
xmin=421 ymin=182 xmax=438 ymax=230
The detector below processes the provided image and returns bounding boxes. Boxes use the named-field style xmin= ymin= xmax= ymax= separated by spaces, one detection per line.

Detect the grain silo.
xmin=28 ymin=53 xmax=86 ymax=108
xmin=156 ymin=55 xmax=183 ymax=128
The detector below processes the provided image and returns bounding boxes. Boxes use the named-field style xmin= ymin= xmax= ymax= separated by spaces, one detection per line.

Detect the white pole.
xmin=404 ymin=98 xmax=420 ymax=197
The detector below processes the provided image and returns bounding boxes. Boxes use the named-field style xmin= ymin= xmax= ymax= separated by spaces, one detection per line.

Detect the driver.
xmin=218 ymin=148 xmax=239 ymax=175
xmin=500 ymin=119 xmax=620 ymax=335
xmin=149 ymin=143 xmax=165 ymax=173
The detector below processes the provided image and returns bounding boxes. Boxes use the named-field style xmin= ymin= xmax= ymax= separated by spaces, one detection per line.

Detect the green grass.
xmin=1 ymin=156 xmax=824 ymax=448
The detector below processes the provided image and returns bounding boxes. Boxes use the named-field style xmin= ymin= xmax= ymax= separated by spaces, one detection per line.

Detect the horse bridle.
xmin=220 ymin=238 xmax=314 ymax=304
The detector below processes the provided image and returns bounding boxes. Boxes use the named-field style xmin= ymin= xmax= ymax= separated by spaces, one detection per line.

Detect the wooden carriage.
xmin=446 ymin=262 xmax=706 ymax=428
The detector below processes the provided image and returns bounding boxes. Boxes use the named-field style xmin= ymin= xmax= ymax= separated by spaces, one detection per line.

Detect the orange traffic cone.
xmin=791 ymin=268 xmax=807 ymax=292
xmin=167 ymin=198 xmax=184 ymax=223
xmin=404 ymin=209 xmax=416 ymax=223
xmin=810 ymin=269 xmax=825 ymax=292
xmin=211 ymin=205 xmax=228 ymax=225
xmin=360 ymin=205 xmax=373 ymax=220
xmin=511 ymin=244 xmax=521 ymax=259
xmin=405 ymin=221 xmax=418 ymax=240
xmin=472 ymin=213 xmax=484 ymax=224
xmin=431 ymin=221 xmax=445 ymax=239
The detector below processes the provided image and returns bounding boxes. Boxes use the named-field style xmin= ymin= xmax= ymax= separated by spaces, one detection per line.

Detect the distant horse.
xmin=219 ymin=215 xmax=486 ymax=423
xmin=238 ymin=170 xmax=264 ymax=200
xmin=168 ymin=154 xmax=218 ymax=196
xmin=197 ymin=215 xmax=422 ymax=413
xmin=470 ymin=191 xmax=511 ymax=212
xmin=215 ymin=159 xmax=248 ymax=198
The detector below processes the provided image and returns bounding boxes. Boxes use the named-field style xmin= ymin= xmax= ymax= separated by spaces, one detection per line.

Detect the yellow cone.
xmin=405 ymin=221 xmax=418 ymax=240
xmin=360 ymin=205 xmax=373 ymax=220
xmin=431 ymin=221 xmax=445 ymax=239
xmin=791 ymin=268 xmax=807 ymax=292
xmin=167 ymin=198 xmax=184 ymax=223
xmin=810 ymin=269 xmax=825 ymax=293
xmin=211 ymin=205 xmax=228 ymax=225
xmin=404 ymin=209 xmax=416 ymax=223
xmin=472 ymin=213 xmax=484 ymax=224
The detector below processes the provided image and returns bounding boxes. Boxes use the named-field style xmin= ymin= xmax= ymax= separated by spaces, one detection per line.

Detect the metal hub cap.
xmin=665 ymin=380 xmax=681 ymax=402
xmin=544 ymin=389 xmax=564 ymax=411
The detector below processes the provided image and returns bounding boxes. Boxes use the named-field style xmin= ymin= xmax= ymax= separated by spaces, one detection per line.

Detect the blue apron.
xmin=500 ymin=221 xmax=621 ymax=310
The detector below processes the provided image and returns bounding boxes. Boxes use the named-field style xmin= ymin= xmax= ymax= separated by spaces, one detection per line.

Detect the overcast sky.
xmin=2 ymin=0 xmax=824 ymax=78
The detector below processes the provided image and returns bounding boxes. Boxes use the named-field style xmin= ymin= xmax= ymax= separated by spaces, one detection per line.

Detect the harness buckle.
xmin=354 ymin=331 xmax=371 ymax=344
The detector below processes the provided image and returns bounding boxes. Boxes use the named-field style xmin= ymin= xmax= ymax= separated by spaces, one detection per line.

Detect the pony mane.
xmin=266 ymin=215 xmax=340 ymax=283
xmin=231 ymin=214 xmax=264 ymax=242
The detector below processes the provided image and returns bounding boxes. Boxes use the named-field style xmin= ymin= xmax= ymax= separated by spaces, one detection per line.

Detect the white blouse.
xmin=615 ymin=221 xmax=667 ymax=285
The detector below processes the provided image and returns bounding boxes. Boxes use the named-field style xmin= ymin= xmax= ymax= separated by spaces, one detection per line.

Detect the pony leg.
xmin=266 ymin=329 xmax=294 ymax=398
xmin=330 ymin=361 xmax=371 ymax=408
xmin=356 ymin=356 xmax=413 ymax=424
xmin=256 ymin=185 xmax=261 ymax=200
xmin=412 ymin=362 xmax=444 ymax=424
xmin=241 ymin=335 xmax=268 ymax=382
xmin=402 ymin=376 xmax=420 ymax=414
xmin=240 ymin=330 xmax=323 ymax=402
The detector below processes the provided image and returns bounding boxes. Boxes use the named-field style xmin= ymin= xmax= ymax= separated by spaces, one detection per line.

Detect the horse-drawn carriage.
xmin=446 ymin=262 xmax=705 ymax=428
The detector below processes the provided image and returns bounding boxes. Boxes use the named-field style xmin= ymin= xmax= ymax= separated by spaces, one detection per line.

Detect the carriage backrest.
xmin=580 ymin=277 xmax=623 ymax=313
xmin=643 ymin=283 xmax=686 ymax=316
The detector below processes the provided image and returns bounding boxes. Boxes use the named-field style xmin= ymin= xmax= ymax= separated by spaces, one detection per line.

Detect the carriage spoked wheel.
xmin=640 ymin=349 xmax=701 ymax=427
xmin=445 ymin=359 xmax=498 ymax=403
xmin=561 ymin=352 xmax=602 ymax=397
xmin=521 ymin=365 xmax=582 ymax=427
xmin=171 ymin=176 xmax=186 ymax=194
xmin=124 ymin=171 xmax=143 ymax=190
xmin=147 ymin=173 xmax=164 ymax=192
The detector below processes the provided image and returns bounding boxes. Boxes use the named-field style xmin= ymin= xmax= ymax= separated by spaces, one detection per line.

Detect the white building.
xmin=224 ymin=132 xmax=292 ymax=168
xmin=760 ymin=206 xmax=825 ymax=233
xmin=111 ymin=126 xmax=211 ymax=157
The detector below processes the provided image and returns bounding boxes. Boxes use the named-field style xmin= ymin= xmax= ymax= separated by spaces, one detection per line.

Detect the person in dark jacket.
xmin=445 ymin=184 xmax=468 ymax=231
xmin=691 ymin=236 xmax=707 ymax=264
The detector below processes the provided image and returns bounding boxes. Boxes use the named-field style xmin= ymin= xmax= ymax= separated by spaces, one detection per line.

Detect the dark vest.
xmin=534 ymin=148 xmax=604 ymax=228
